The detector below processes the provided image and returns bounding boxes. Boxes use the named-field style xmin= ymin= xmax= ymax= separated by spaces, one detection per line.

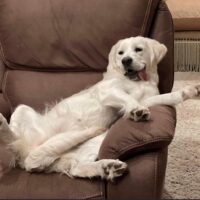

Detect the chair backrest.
xmin=0 ymin=0 xmax=174 ymax=119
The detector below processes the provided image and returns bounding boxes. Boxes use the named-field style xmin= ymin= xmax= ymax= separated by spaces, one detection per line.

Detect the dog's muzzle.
xmin=124 ymin=67 xmax=147 ymax=81
xmin=122 ymin=57 xmax=147 ymax=81
xmin=122 ymin=57 xmax=136 ymax=78
xmin=122 ymin=57 xmax=133 ymax=68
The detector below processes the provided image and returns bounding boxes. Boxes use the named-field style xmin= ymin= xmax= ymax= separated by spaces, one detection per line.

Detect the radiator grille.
xmin=174 ymin=39 xmax=200 ymax=72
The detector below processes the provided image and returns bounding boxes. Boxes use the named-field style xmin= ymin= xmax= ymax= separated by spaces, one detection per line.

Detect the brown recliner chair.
xmin=0 ymin=0 xmax=176 ymax=199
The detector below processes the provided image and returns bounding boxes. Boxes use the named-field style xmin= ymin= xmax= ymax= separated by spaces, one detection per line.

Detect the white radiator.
xmin=174 ymin=39 xmax=200 ymax=72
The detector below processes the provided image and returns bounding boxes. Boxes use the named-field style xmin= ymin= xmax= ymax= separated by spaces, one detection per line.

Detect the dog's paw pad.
xmin=195 ymin=84 xmax=200 ymax=95
xmin=182 ymin=84 xmax=200 ymax=100
xmin=142 ymin=112 xmax=150 ymax=120
xmin=135 ymin=110 xmax=143 ymax=117
xmin=130 ymin=107 xmax=150 ymax=121
xmin=102 ymin=160 xmax=127 ymax=181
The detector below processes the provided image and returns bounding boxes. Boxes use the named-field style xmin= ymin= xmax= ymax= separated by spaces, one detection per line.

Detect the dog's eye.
xmin=135 ymin=47 xmax=143 ymax=52
xmin=118 ymin=51 xmax=124 ymax=55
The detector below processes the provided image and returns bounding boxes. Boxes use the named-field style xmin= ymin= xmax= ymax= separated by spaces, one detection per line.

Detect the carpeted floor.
xmin=163 ymin=72 xmax=200 ymax=199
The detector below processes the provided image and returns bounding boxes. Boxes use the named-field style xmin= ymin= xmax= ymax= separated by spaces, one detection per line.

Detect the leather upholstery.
xmin=4 ymin=70 xmax=102 ymax=112
xmin=0 ymin=0 xmax=159 ymax=71
xmin=0 ymin=140 xmax=104 ymax=199
xmin=0 ymin=0 xmax=175 ymax=199
xmin=150 ymin=1 xmax=174 ymax=94
xmin=106 ymin=148 xmax=168 ymax=199
xmin=0 ymin=168 xmax=104 ymax=199
xmin=98 ymin=106 xmax=176 ymax=160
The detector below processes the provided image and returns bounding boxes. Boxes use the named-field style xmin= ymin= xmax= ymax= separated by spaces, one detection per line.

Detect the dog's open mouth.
xmin=125 ymin=67 xmax=147 ymax=81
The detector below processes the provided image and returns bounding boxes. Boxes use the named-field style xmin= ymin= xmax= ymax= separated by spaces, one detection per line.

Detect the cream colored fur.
xmin=0 ymin=36 xmax=199 ymax=181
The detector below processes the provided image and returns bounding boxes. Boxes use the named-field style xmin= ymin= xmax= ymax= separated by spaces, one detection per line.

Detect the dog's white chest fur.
xmin=47 ymin=75 xmax=158 ymax=133
xmin=46 ymin=83 xmax=118 ymax=132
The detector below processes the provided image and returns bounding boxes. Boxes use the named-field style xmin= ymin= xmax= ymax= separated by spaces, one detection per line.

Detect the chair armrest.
xmin=98 ymin=106 xmax=176 ymax=160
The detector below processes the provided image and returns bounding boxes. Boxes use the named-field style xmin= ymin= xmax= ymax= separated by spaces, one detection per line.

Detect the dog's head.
xmin=107 ymin=36 xmax=167 ymax=80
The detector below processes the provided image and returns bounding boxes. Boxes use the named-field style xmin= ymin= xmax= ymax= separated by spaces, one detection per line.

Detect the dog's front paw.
xmin=182 ymin=84 xmax=200 ymax=100
xmin=130 ymin=106 xmax=150 ymax=122
xmin=24 ymin=149 xmax=57 ymax=172
xmin=102 ymin=159 xmax=127 ymax=181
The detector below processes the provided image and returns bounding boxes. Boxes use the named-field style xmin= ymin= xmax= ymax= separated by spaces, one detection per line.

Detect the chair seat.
xmin=0 ymin=168 xmax=104 ymax=199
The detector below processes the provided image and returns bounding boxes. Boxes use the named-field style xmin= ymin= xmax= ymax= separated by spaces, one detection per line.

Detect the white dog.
xmin=0 ymin=36 xmax=199 ymax=181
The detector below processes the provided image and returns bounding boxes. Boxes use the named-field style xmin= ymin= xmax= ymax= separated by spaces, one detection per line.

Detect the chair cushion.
xmin=0 ymin=170 xmax=103 ymax=199
xmin=0 ymin=143 xmax=103 ymax=199
xmin=4 ymin=70 xmax=102 ymax=111
xmin=98 ymin=106 xmax=176 ymax=160
xmin=0 ymin=0 xmax=159 ymax=71
xmin=167 ymin=0 xmax=200 ymax=30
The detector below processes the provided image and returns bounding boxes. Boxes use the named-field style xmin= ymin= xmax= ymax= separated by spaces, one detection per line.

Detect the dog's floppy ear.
xmin=147 ymin=38 xmax=167 ymax=65
xmin=107 ymin=40 xmax=122 ymax=71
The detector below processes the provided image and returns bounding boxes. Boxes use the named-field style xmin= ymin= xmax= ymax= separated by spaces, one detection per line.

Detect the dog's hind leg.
xmin=49 ymin=134 xmax=127 ymax=181
xmin=68 ymin=159 xmax=127 ymax=181
xmin=24 ymin=127 xmax=106 ymax=172
xmin=0 ymin=113 xmax=16 ymax=144
xmin=50 ymin=156 xmax=127 ymax=181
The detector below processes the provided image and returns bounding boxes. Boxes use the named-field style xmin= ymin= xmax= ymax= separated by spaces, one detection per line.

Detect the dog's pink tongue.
xmin=138 ymin=68 xmax=147 ymax=81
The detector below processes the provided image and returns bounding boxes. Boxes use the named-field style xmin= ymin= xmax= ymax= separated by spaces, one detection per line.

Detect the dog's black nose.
xmin=122 ymin=57 xmax=133 ymax=67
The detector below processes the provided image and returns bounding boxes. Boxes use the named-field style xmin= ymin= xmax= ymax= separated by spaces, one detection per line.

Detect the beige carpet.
xmin=163 ymin=72 xmax=200 ymax=199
